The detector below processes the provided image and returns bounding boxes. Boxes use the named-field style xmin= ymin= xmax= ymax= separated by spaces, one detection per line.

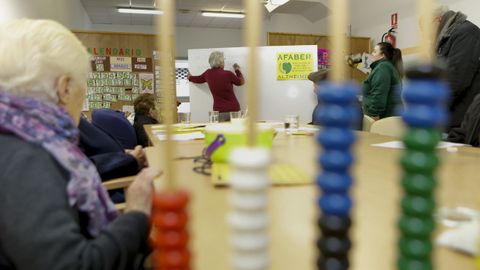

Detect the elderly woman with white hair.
xmin=0 ymin=19 xmax=159 ymax=270
xmin=188 ymin=51 xmax=244 ymax=122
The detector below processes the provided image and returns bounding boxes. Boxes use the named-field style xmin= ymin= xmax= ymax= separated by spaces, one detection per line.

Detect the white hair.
xmin=0 ymin=19 xmax=91 ymax=103
xmin=209 ymin=51 xmax=225 ymax=68
xmin=434 ymin=5 xmax=450 ymax=18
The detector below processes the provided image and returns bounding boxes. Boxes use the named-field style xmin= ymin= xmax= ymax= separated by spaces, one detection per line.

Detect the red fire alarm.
xmin=391 ymin=13 xmax=398 ymax=29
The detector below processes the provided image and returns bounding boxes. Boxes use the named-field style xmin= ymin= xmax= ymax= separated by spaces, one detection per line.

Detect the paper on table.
xmin=155 ymin=131 xmax=205 ymax=141
xmin=275 ymin=126 xmax=319 ymax=133
xmin=436 ymin=219 xmax=479 ymax=256
xmin=371 ymin=141 xmax=467 ymax=149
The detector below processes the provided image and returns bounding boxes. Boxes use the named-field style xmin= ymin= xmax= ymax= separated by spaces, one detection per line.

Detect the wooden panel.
xmin=73 ymin=31 xmax=157 ymax=58
xmin=268 ymin=32 xmax=371 ymax=83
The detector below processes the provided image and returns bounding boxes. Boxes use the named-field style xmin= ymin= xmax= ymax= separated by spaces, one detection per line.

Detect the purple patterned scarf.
xmin=0 ymin=90 xmax=118 ymax=237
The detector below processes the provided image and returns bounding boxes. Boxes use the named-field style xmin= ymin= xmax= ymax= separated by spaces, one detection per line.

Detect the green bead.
xmin=399 ymin=215 xmax=435 ymax=238
xmin=398 ymin=256 xmax=432 ymax=270
xmin=401 ymin=150 xmax=439 ymax=174
xmin=399 ymin=237 xmax=432 ymax=259
xmin=403 ymin=129 xmax=441 ymax=151
xmin=402 ymin=174 xmax=436 ymax=195
xmin=402 ymin=195 xmax=435 ymax=216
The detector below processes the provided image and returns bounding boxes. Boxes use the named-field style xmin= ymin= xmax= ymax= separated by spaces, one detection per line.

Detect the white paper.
xmin=155 ymin=131 xmax=205 ymax=141
xmin=371 ymin=141 xmax=467 ymax=149
xmin=436 ymin=220 xmax=479 ymax=256
xmin=275 ymin=126 xmax=319 ymax=133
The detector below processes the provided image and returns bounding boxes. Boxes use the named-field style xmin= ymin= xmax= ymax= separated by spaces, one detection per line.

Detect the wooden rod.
xmin=157 ymin=0 xmax=177 ymax=189
xmin=245 ymin=0 xmax=262 ymax=147
xmin=418 ymin=0 xmax=435 ymax=62
xmin=329 ymin=0 xmax=348 ymax=82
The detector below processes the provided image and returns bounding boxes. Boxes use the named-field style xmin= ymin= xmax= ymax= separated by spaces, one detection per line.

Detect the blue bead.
xmin=317 ymin=128 xmax=356 ymax=150
xmin=317 ymin=105 xmax=359 ymax=127
xmin=320 ymin=151 xmax=354 ymax=171
xmin=318 ymin=82 xmax=358 ymax=105
xmin=402 ymin=106 xmax=447 ymax=128
xmin=403 ymin=80 xmax=449 ymax=104
xmin=319 ymin=194 xmax=352 ymax=216
xmin=317 ymin=173 xmax=352 ymax=193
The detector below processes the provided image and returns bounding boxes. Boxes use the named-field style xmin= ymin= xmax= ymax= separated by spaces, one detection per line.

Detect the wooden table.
xmin=145 ymin=128 xmax=479 ymax=270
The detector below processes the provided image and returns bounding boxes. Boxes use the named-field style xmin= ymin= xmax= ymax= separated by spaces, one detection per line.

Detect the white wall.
xmin=0 ymin=0 xmax=91 ymax=29
xmin=350 ymin=0 xmax=480 ymax=51
xmin=91 ymin=24 xmax=244 ymax=59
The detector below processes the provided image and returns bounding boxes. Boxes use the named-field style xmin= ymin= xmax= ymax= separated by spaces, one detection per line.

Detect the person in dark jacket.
xmin=433 ymin=6 xmax=480 ymax=132
xmin=0 ymin=19 xmax=158 ymax=270
xmin=79 ymin=116 xmax=145 ymax=180
xmin=133 ymin=93 xmax=159 ymax=147
xmin=188 ymin=51 xmax=245 ymax=122
xmin=361 ymin=42 xmax=403 ymax=120
xmin=447 ymin=93 xmax=480 ymax=146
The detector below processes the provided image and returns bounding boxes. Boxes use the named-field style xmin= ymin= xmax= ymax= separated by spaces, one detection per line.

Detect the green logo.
xmin=281 ymin=62 xmax=292 ymax=74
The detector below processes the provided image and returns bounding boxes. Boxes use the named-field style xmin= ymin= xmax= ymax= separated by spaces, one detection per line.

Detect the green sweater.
xmin=361 ymin=59 xmax=402 ymax=118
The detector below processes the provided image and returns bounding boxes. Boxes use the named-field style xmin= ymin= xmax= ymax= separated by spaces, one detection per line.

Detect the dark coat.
xmin=447 ymin=93 xmax=480 ymax=146
xmin=133 ymin=114 xmax=158 ymax=147
xmin=437 ymin=12 xmax=480 ymax=131
xmin=78 ymin=117 xmax=139 ymax=180
xmin=0 ymin=134 xmax=149 ymax=270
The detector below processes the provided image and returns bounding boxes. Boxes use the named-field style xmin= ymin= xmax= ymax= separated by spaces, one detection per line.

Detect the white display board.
xmin=188 ymin=45 xmax=318 ymax=123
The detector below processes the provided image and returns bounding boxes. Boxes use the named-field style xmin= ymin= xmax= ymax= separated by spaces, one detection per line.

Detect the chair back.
xmin=369 ymin=116 xmax=405 ymax=138
xmin=92 ymin=109 xmax=138 ymax=149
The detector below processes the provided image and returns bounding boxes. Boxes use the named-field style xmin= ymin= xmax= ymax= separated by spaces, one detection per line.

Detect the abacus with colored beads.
xmin=151 ymin=1 xmax=191 ymax=270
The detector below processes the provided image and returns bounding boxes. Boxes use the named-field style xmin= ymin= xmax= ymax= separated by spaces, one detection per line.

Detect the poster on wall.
xmin=132 ymin=57 xmax=153 ymax=72
xmin=317 ymin=48 xmax=330 ymax=69
xmin=276 ymin=52 xmax=313 ymax=80
xmin=90 ymin=56 xmax=110 ymax=72
xmin=139 ymin=73 xmax=154 ymax=94
xmin=110 ymin=57 xmax=132 ymax=72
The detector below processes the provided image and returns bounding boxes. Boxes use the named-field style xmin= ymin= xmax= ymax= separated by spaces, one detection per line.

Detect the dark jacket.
xmin=361 ymin=59 xmax=402 ymax=118
xmin=447 ymin=93 xmax=480 ymax=146
xmin=133 ymin=113 xmax=158 ymax=147
xmin=436 ymin=11 xmax=480 ymax=131
xmin=0 ymin=134 xmax=149 ymax=270
xmin=79 ymin=117 xmax=139 ymax=180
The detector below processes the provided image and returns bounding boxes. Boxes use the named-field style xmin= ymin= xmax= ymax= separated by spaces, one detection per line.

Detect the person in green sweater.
xmin=362 ymin=42 xmax=403 ymax=120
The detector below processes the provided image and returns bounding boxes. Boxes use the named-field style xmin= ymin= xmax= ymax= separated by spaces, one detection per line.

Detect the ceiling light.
xmin=201 ymin=11 xmax=245 ymax=18
xmin=117 ymin=7 xmax=163 ymax=15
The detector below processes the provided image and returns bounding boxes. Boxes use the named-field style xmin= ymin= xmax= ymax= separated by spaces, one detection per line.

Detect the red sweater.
xmin=189 ymin=68 xmax=244 ymax=112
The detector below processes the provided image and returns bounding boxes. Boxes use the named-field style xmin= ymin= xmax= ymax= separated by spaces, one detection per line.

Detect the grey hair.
xmin=208 ymin=51 xmax=225 ymax=68
xmin=434 ymin=5 xmax=450 ymax=17
xmin=0 ymin=19 xmax=91 ymax=103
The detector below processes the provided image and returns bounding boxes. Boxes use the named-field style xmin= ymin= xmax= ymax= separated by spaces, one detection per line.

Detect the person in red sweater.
xmin=188 ymin=51 xmax=245 ymax=121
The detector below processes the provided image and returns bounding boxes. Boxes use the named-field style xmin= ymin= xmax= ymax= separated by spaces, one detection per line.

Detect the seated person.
xmin=447 ymin=93 xmax=480 ymax=147
xmin=79 ymin=116 xmax=146 ymax=180
xmin=308 ymin=70 xmax=363 ymax=130
xmin=133 ymin=93 xmax=159 ymax=147
xmin=0 ymin=19 xmax=158 ymax=270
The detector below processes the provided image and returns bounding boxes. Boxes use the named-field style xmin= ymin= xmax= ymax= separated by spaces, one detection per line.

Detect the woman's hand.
xmin=126 ymin=145 xmax=147 ymax=168
xmin=233 ymin=63 xmax=240 ymax=71
xmin=125 ymin=168 xmax=161 ymax=216
xmin=371 ymin=116 xmax=380 ymax=121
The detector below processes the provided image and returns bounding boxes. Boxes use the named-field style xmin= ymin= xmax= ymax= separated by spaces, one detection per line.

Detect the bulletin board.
xmin=188 ymin=45 xmax=318 ymax=123
xmin=267 ymin=32 xmax=371 ymax=83
xmin=73 ymin=31 xmax=158 ymax=113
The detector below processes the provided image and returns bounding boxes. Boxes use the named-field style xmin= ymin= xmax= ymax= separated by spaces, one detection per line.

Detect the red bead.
xmin=153 ymin=249 xmax=190 ymax=268
xmin=151 ymin=229 xmax=189 ymax=248
xmin=152 ymin=190 xmax=189 ymax=210
xmin=152 ymin=211 xmax=188 ymax=228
